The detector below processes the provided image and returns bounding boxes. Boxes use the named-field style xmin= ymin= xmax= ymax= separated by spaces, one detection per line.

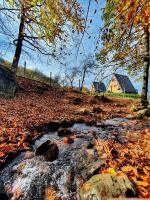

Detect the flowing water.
xmin=0 ymin=118 xmax=148 ymax=200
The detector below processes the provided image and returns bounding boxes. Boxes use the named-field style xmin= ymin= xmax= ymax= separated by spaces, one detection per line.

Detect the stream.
xmin=0 ymin=118 xmax=149 ymax=200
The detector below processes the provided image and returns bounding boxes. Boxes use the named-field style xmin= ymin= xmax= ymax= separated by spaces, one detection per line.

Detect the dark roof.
xmin=93 ymin=82 xmax=106 ymax=92
xmin=113 ymin=73 xmax=137 ymax=93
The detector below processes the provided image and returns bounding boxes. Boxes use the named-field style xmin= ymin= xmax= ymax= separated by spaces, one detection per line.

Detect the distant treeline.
xmin=0 ymin=58 xmax=59 ymax=86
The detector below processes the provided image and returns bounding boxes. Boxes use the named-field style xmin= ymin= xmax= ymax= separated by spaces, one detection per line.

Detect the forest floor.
xmin=0 ymin=77 xmax=150 ymax=198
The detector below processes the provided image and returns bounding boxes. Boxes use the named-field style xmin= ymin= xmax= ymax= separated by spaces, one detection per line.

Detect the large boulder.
xmin=80 ymin=174 xmax=137 ymax=200
xmin=0 ymin=64 xmax=17 ymax=98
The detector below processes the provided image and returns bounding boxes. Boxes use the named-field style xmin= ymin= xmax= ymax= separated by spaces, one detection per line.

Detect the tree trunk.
xmin=80 ymin=68 xmax=86 ymax=91
xmin=141 ymin=26 xmax=149 ymax=108
xmin=70 ymin=80 xmax=73 ymax=88
xmin=11 ymin=6 xmax=25 ymax=73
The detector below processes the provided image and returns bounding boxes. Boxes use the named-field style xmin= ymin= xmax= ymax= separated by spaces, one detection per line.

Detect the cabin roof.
xmin=112 ymin=73 xmax=137 ymax=93
xmin=93 ymin=81 xmax=106 ymax=92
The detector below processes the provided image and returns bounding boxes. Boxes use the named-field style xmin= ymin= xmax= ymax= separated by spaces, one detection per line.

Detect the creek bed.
xmin=0 ymin=118 xmax=147 ymax=200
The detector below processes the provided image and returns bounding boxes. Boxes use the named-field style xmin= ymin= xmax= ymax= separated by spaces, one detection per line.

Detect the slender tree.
xmin=141 ymin=26 xmax=149 ymax=107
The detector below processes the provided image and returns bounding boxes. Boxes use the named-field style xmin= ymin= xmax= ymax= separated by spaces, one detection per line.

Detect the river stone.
xmin=80 ymin=174 xmax=136 ymax=200
xmin=0 ymin=64 xmax=17 ymax=98
xmin=74 ymin=149 xmax=105 ymax=180
xmin=35 ymin=140 xmax=59 ymax=161
xmin=126 ymin=114 xmax=135 ymax=119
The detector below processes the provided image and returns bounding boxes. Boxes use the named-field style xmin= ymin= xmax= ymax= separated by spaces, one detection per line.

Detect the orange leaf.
xmin=0 ymin=152 xmax=5 ymax=157
xmin=45 ymin=187 xmax=55 ymax=200
xmin=137 ymin=186 xmax=149 ymax=198
xmin=121 ymin=165 xmax=137 ymax=176
xmin=135 ymin=181 xmax=149 ymax=187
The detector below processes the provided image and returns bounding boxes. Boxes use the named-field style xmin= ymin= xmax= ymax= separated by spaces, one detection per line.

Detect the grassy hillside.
xmin=0 ymin=58 xmax=59 ymax=86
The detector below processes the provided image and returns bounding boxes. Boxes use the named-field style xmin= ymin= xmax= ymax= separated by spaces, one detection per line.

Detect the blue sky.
xmin=0 ymin=0 xmax=149 ymax=95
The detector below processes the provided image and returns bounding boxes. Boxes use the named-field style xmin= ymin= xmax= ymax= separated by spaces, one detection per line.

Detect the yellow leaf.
xmin=108 ymin=168 xmax=117 ymax=175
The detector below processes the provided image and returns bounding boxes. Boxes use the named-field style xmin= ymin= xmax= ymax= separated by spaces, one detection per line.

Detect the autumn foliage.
xmin=111 ymin=0 xmax=150 ymax=27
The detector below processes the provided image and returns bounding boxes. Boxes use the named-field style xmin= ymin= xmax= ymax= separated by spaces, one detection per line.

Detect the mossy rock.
xmin=0 ymin=64 xmax=17 ymax=98
xmin=80 ymin=174 xmax=136 ymax=200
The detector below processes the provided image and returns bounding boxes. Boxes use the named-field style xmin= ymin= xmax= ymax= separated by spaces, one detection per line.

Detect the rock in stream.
xmin=80 ymin=174 xmax=137 ymax=200
xmin=35 ymin=140 xmax=59 ymax=162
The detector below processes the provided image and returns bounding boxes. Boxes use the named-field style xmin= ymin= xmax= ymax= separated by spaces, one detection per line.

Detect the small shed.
xmin=107 ymin=73 xmax=137 ymax=93
xmin=90 ymin=82 xmax=106 ymax=93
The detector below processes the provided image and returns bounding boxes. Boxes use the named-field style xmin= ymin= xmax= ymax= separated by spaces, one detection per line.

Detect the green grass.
xmin=104 ymin=92 xmax=141 ymax=99
xmin=82 ymin=88 xmax=141 ymax=99
xmin=90 ymin=91 xmax=141 ymax=99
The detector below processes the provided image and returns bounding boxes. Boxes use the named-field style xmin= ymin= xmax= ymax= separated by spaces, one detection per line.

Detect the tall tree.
xmin=1 ymin=0 xmax=84 ymax=73
xmin=97 ymin=0 xmax=150 ymax=107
